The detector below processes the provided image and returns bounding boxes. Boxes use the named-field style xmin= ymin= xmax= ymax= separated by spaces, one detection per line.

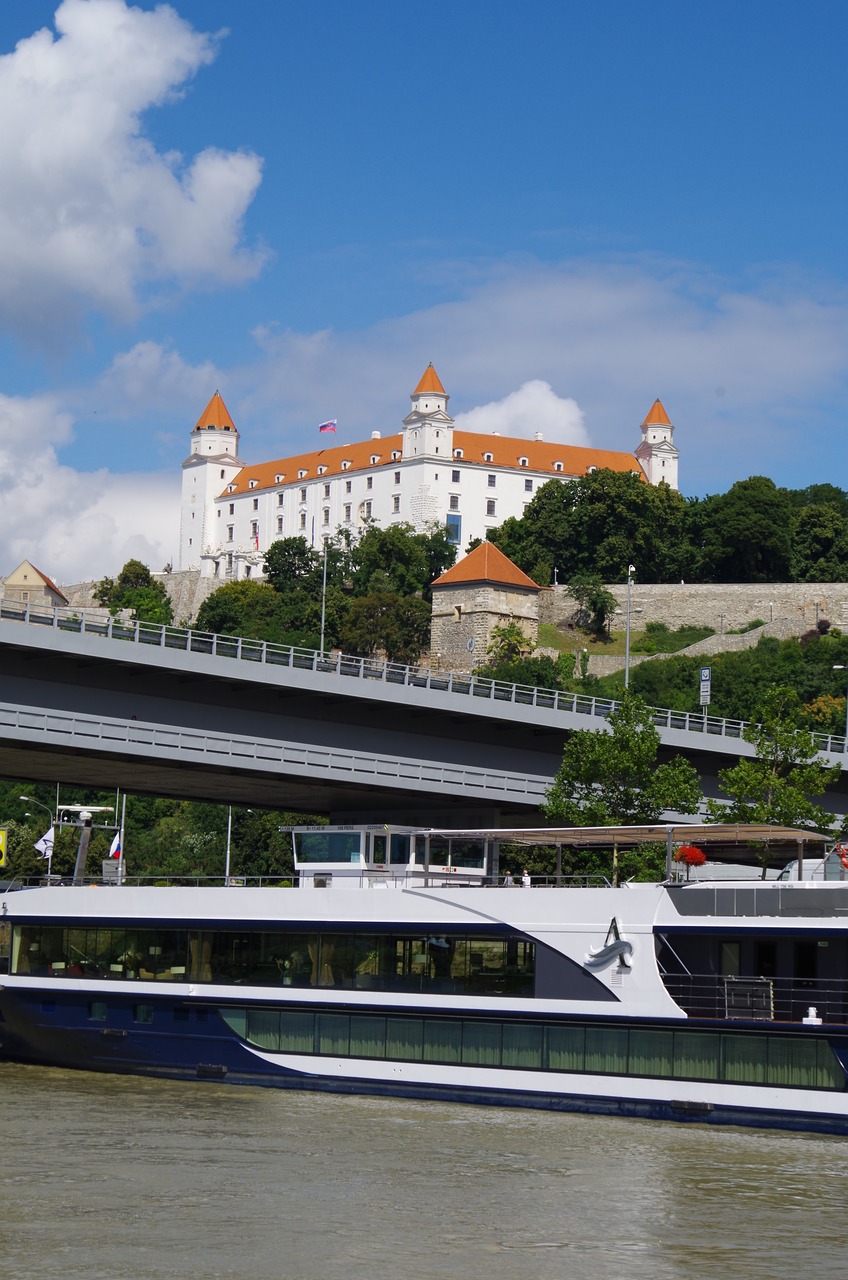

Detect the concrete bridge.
xmin=0 ymin=602 xmax=845 ymax=825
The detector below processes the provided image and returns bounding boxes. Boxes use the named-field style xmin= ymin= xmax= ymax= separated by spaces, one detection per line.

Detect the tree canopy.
xmin=95 ymin=560 xmax=173 ymax=624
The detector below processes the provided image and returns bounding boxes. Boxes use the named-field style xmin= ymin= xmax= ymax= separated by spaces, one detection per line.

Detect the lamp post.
xmin=624 ymin=564 xmax=636 ymax=690
xmin=20 ymin=795 xmax=55 ymax=881
xmin=319 ymin=538 xmax=328 ymax=657
xmin=225 ymin=804 xmax=233 ymax=886
xmin=833 ymin=665 xmax=848 ymax=751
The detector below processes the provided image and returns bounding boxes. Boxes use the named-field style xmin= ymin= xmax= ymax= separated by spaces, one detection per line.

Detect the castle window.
xmin=229 ymin=503 xmax=235 ymax=515
xmin=318 ymin=465 xmax=327 ymax=475
xmin=227 ymin=484 xmax=236 ymax=493
xmin=488 ymin=474 xmax=496 ymax=488
xmin=324 ymin=483 xmax=331 ymax=498
xmin=453 ymin=449 xmax=463 ymax=459
xmin=391 ymin=450 xmax=401 ymax=461
xmin=220 ymin=469 xmax=225 ymax=479
xmin=364 ymin=500 xmax=372 ymax=518
xmin=249 ymin=479 xmax=258 ymax=489
xmin=300 ymin=488 xmax=307 ymax=502
xmin=394 ymin=471 xmax=401 ymax=484
xmin=298 ymin=469 xmax=307 ymax=479
xmin=342 ymin=460 xmax=351 ymax=470
xmin=554 ymin=462 xmax=564 ymax=472
xmin=253 ymin=498 xmax=259 ymax=510
xmin=587 ymin=466 xmax=597 ymax=474
xmin=519 ymin=457 xmax=528 ymax=467
xmin=452 ymin=469 xmax=460 ymax=483
xmin=449 ymin=495 xmax=459 ymax=511
xmin=277 ymin=493 xmax=284 ymax=505
xmin=251 ymin=521 xmax=258 ymax=538
xmin=299 ymin=512 xmax=306 ymax=529
xmin=525 ymin=478 xmax=533 ymax=493
xmin=366 ymin=476 xmax=373 ymax=490
xmin=227 ymin=526 xmax=234 ymax=541
xmin=277 ymin=517 xmax=283 ymax=533
xmin=275 ymin=474 xmax=283 ymax=484
xmin=370 ymin=454 xmax=379 ymax=465
xmin=486 ymin=500 xmax=496 ymax=517
xmin=323 ymin=508 xmax=330 ymax=525
xmin=484 ymin=452 xmax=493 ymax=463
xmin=345 ymin=480 xmax=352 ymax=494
xmin=344 ymin=504 xmax=351 ymax=522
xmin=392 ymin=496 xmax=400 ymax=513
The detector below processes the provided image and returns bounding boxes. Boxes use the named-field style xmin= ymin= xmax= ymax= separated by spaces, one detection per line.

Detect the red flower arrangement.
xmin=674 ymin=843 xmax=707 ymax=867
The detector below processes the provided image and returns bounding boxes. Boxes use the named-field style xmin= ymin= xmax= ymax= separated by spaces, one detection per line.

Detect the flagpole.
xmin=319 ymin=539 xmax=328 ymax=656
xmin=119 ymin=792 xmax=127 ymax=886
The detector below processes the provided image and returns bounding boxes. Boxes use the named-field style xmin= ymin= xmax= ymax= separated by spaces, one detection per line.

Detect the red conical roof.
xmin=432 ymin=541 xmax=541 ymax=590
xmin=413 ymin=363 xmax=447 ymax=396
xmin=642 ymin=399 xmax=671 ymax=426
xmin=195 ymin=391 xmax=236 ymax=431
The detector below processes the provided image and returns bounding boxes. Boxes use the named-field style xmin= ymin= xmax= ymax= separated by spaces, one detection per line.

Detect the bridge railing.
xmin=3 ymin=599 xmax=846 ymax=756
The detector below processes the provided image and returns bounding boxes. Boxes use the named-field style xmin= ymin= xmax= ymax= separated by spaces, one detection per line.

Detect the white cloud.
xmin=0 ymin=0 xmax=265 ymax=343
xmin=0 ymin=391 xmax=178 ymax=583
xmin=453 ymin=380 xmax=588 ymax=444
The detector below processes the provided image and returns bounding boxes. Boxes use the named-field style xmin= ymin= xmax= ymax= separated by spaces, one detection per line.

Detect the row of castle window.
xmin=223 ymin=471 xmax=535 ymax=516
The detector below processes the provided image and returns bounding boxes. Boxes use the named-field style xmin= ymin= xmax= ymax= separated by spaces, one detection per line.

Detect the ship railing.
xmin=662 ymin=973 xmax=848 ymax=1025
xmin=3 ymin=600 xmax=847 ymax=757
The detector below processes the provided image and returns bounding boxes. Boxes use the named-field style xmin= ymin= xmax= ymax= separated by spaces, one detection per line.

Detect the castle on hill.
xmin=178 ymin=365 xmax=679 ymax=580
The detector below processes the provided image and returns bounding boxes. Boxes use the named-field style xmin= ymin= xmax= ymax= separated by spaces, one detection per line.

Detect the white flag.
xmin=34 ymin=827 xmax=54 ymax=858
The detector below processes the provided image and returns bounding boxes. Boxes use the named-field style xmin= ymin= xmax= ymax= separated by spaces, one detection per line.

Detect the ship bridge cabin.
xmin=288 ymin=825 xmax=490 ymax=887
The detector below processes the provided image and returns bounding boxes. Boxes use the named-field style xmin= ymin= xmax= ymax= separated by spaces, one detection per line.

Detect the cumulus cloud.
xmin=0 ymin=391 xmax=178 ymax=583
xmin=453 ymin=380 xmax=588 ymax=444
xmin=0 ymin=0 xmax=265 ymax=343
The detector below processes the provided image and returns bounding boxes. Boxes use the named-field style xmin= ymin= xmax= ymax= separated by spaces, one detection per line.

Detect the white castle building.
xmin=178 ymin=365 xmax=679 ymax=580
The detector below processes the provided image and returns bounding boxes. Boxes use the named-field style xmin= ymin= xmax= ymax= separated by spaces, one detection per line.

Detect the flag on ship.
xmin=318 ymin=420 xmax=337 ymax=433
xmin=109 ymin=832 xmax=122 ymax=859
xmin=34 ymin=827 xmax=54 ymax=858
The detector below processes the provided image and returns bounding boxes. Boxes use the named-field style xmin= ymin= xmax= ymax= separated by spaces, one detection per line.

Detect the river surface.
xmin=0 ymin=1063 xmax=845 ymax=1280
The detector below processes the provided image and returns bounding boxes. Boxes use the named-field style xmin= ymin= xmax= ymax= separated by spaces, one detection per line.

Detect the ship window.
xmin=133 ymin=1004 xmax=154 ymax=1024
xmin=88 ymin=1001 xmax=107 ymax=1021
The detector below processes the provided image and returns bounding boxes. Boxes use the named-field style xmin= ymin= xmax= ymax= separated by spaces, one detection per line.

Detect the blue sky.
xmin=0 ymin=0 xmax=847 ymax=581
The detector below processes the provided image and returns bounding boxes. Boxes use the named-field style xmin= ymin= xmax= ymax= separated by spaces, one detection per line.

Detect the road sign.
xmin=466 ymin=637 xmax=475 ymax=653
xmin=699 ymin=666 xmax=712 ymax=706
xmin=0 ymin=826 xmax=7 ymax=868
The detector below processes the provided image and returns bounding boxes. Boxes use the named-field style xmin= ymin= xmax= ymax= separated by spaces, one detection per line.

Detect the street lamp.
xmin=20 ymin=795 xmax=55 ymax=881
xmin=833 ymin=666 xmax=848 ymax=750
xmin=625 ymin=564 xmax=636 ymax=690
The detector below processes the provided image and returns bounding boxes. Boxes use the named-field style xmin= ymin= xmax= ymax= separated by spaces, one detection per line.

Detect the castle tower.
xmin=635 ymin=398 xmax=679 ymax=489
xmin=402 ymin=363 xmax=454 ymax=460
xmin=179 ymin=392 xmax=244 ymax=571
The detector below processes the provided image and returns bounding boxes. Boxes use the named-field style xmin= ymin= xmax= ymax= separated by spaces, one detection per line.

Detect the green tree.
xmin=95 ymin=559 xmax=173 ymax=624
xmin=789 ymin=503 xmax=848 ymax=582
xmin=339 ymin=592 xmax=431 ymax=664
xmin=698 ymin=477 xmax=792 ymax=582
xmin=543 ymin=692 xmax=703 ymax=829
xmin=487 ymin=621 xmax=535 ymax=663
xmin=567 ymin=572 xmax=618 ymax=636
xmin=194 ymin=580 xmax=284 ymax=640
xmin=263 ymin=538 xmax=321 ymax=594
xmin=706 ymin=686 xmax=840 ymax=870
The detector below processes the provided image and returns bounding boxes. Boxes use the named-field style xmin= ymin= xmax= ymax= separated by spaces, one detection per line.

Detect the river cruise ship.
xmin=1 ymin=823 xmax=847 ymax=1134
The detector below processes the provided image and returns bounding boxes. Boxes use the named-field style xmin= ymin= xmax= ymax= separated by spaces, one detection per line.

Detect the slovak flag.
xmin=318 ymin=420 xmax=337 ymax=433
xmin=109 ymin=831 xmax=122 ymax=859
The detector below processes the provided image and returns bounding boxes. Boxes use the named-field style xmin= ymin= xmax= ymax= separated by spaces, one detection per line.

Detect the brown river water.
xmin=0 ymin=1063 xmax=845 ymax=1280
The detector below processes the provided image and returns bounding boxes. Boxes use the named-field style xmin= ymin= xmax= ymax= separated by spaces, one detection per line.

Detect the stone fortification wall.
xmin=58 ymin=570 xmax=221 ymax=625
xmin=539 ymin=582 xmax=848 ymax=634
xmin=430 ymin=583 xmax=539 ymax=673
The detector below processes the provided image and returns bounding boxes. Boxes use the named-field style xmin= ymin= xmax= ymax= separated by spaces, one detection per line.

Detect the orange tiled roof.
xmin=432 ymin=542 xmax=541 ymax=590
xmin=642 ymin=399 xmax=671 ymax=427
xmin=221 ymin=430 xmax=643 ymax=497
xmin=195 ymin=391 xmax=236 ymax=432
xmin=413 ymin=363 xmax=447 ymax=396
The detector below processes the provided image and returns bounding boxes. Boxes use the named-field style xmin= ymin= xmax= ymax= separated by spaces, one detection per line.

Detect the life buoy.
xmin=836 ymin=843 xmax=848 ymax=870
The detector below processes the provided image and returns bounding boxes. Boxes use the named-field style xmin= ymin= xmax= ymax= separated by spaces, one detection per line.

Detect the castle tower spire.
xmin=635 ymin=398 xmax=679 ymax=489
xmin=402 ymin=363 xmax=454 ymax=460
xmin=179 ymin=391 xmax=244 ymax=571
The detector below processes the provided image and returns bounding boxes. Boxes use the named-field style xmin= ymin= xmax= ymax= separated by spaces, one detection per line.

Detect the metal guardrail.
xmin=663 ymin=973 xmax=848 ymax=1025
xmin=2 ymin=600 xmax=845 ymax=756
